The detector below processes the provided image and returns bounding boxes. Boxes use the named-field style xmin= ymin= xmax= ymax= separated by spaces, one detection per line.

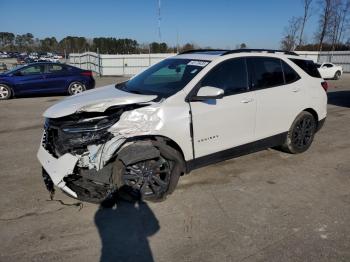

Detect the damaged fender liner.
xmin=117 ymin=142 xmax=160 ymax=166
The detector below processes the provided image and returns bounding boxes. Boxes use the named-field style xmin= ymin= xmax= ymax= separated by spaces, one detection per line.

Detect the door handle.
xmin=292 ymin=88 xmax=300 ymax=93
xmin=241 ymin=98 xmax=254 ymax=103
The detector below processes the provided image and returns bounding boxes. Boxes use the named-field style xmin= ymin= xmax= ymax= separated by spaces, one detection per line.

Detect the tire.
xmin=112 ymin=141 xmax=183 ymax=202
xmin=334 ymin=71 xmax=341 ymax=80
xmin=0 ymin=84 xmax=12 ymax=100
xmin=68 ymin=81 xmax=86 ymax=95
xmin=281 ymin=111 xmax=317 ymax=154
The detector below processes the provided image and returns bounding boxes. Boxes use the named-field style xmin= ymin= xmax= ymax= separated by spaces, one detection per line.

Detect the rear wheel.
xmin=334 ymin=71 xmax=341 ymax=80
xmin=68 ymin=81 xmax=85 ymax=95
xmin=281 ymin=111 xmax=317 ymax=154
xmin=0 ymin=84 xmax=12 ymax=100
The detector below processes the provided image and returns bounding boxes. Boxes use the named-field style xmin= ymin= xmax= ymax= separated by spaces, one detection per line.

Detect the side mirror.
xmin=191 ymin=86 xmax=224 ymax=101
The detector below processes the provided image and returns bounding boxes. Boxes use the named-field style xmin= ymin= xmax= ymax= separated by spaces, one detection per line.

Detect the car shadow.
xmin=328 ymin=91 xmax=350 ymax=108
xmin=94 ymin=199 xmax=159 ymax=262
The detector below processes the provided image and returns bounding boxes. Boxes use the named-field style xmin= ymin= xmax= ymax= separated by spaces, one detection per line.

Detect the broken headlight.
xmin=60 ymin=116 xmax=117 ymax=133
xmin=44 ymin=115 xmax=119 ymax=156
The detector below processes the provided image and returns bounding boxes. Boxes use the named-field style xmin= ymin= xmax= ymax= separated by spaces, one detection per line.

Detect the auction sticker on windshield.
xmin=187 ymin=60 xmax=209 ymax=67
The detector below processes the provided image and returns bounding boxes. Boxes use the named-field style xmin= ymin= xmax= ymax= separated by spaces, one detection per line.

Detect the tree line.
xmin=281 ymin=0 xmax=350 ymax=51
xmin=0 ymin=32 xmax=200 ymax=54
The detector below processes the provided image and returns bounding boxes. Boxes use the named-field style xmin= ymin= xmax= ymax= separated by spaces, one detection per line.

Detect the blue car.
xmin=0 ymin=62 xmax=95 ymax=100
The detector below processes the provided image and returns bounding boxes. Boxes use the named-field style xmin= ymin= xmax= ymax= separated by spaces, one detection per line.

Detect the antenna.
xmin=158 ymin=0 xmax=161 ymax=42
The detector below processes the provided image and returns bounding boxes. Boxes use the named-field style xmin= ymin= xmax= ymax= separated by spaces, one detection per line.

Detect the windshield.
xmin=116 ymin=58 xmax=210 ymax=98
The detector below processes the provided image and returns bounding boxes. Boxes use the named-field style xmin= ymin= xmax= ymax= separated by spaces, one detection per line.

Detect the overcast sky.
xmin=1 ymin=0 xmax=320 ymax=48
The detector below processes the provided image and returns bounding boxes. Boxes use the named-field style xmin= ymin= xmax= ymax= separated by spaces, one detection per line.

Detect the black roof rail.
xmin=222 ymin=49 xmax=299 ymax=56
xmin=179 ymin=49 xmax=229 ymax=55
xmin=178 ymin=48 xmax=299 ymax=56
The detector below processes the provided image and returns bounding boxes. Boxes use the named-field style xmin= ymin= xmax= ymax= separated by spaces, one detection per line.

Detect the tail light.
xmin=81 ymin=71 xmax=92 ymax=77
xmin=321 ymin=81 xmax=328 ymax=92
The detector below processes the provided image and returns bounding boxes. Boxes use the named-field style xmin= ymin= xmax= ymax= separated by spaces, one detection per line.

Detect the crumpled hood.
xmin=43 ymin=84 xmax=157 ymax=118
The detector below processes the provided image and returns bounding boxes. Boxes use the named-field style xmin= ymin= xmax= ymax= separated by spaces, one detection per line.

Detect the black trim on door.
xmin=185 ymin=132 xmax=287 ymax=173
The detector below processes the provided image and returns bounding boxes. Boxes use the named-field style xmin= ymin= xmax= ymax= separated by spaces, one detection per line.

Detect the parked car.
xmin=0 ymin=62 xmax=94 ymax=99
xmin=317 ymin=62 xmax=343 ymax=80
xmin=37 ymin=49 xmax=327 ymax=204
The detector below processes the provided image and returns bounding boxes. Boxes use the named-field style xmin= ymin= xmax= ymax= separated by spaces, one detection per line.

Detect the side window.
xmin=47 ymin=64 xmax=65 ymax=73
xmin=289 ymin=58 xmax=321 ymax=78
xmin=248 ymin=57 xmax=284 ymax=89
xmin=281 ymin=60 xmax=300 ymax=84
xmin=324 ymin=63 xmax=333 ymax=68
xmin=201 ymin=58 xmax=248 ymax=95
xmin=19 ymin=65 xmax=44 ymax=75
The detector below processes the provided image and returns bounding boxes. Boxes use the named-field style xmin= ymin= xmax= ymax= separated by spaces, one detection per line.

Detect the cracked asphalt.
xmin=0 ymin=74 xmax=349 ymax=262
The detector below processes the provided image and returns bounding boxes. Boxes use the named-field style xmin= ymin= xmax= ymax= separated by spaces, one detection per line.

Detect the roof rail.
xmin=178 ymin=49 xmax=299 ymax=56
xmin=179 ymin=49 xmax=229 ymax=55
xmin=222 ymin=49 xmax=299 ymax=56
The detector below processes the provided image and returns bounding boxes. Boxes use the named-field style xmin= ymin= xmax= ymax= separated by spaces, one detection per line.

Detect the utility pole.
xmin=158 ymin=0 xmax=161 ymax=42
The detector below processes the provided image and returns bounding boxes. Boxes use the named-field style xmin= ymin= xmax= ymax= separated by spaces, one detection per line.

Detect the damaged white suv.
xmin=38 ymin=49 xmax=327 ymax=203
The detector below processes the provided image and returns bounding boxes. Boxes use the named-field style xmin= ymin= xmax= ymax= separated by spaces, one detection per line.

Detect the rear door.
xmin=14 ymin=64 xmax=45 ymax=94
xmin=190 ymin=58 xmax=256 ymax=158
xmin=247 ymin=57 xmax=303 ymax=140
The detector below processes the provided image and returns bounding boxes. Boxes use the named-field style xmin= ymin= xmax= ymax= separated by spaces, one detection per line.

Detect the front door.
xmin=190 ymin=58 xmax=256 ymax=158
xmin=14 ymin=64 xmax=45 ymax=94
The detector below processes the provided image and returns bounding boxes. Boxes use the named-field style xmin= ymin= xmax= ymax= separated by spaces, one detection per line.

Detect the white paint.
xmin=37 ymin=145 xmax=78 ymax=198
xmin=43 ymin=84 xmax=157 ymax=118
xmin=317 ymin=63 xmax=343 ymax=79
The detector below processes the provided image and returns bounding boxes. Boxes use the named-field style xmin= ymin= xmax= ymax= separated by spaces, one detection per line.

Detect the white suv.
xmin=37 ymin=49 xmax=327 ymax=204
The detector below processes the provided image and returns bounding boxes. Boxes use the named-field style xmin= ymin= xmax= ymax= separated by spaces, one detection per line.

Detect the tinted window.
xmin=201 ymin=58 xmax=248 ymax=95
xmin=19 ymin=65 xmax=45 ymax=75
xmin=282 ymin=61 xmax=300 ymax=84
xmin=248 ymin=57 xmax=284 ymax=89
xmin=324 ymin=63 xmax=333 ymax=68
xmin=290 ymin=59 xmax=321 ymax=78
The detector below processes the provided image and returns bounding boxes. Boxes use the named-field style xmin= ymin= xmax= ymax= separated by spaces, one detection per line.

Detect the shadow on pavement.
xmin=328 ymin=91 xmax=350 ymax=108
xmin=95 ymin=200 xmax=159 ymax=262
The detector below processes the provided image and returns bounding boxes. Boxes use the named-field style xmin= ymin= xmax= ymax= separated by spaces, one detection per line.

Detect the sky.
xmin=0 ymin=0 xmax=320 ymax=49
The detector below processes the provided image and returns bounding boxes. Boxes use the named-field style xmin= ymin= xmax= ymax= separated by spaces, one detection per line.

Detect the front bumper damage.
xmin=37 ymin=103 xmax=163 ymax=201
xmin=37 ymin=145 xmax=79 ymax=198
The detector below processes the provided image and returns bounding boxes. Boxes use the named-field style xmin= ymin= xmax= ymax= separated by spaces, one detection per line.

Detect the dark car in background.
xmin=0 ymin=63 xmax=95 ymax=100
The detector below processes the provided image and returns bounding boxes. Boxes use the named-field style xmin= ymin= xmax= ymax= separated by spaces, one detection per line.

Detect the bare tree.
xmin=316 ymin=0 xmax=333 ymax=52
xmin=298 ymin=0 xmax=313 ymax=47
xmin=281 ymin=17 xmax=302 ymax=51
xmin=336 ymin=0 xmax=350 ymax=47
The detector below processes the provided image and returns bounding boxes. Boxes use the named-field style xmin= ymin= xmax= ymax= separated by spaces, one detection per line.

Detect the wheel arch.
xmin=303 ymin=108 xmax=319 ymax=125
xmin=112 ymin=135 xmax=187 ymax=174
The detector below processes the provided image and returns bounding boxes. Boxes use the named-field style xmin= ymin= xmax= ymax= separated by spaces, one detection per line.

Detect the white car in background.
xmin=317 ymin=63 xmax=343 ymax=80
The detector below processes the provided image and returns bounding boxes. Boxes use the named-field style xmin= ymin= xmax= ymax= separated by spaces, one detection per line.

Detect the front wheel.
xmin=281 ymin=111 xmax=317 ymax=154
xmin=68 ymin=81 xmax=86 ymax=95
xmin=0 ymin=84 xmax=12 ymax=100
xmin=112 ymin=141 xmax=183 ymax=202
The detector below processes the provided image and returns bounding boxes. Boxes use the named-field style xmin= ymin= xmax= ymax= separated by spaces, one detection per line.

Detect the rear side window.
xmin=290 ymin=59 xmax=321 ymax=78
xmin=47 ymin=64 xmax=65 ymax=73
xmin=201 ymin=58 xmax=248 ymax=95
xmin=248 ymin=57 xmax=284 ymax=89
xmin=281 ymin=61 xmax=300 ymax=84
